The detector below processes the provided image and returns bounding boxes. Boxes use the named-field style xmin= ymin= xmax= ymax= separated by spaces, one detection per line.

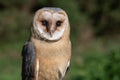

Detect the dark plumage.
xmin=22 ymin=42 xmax=36 ymax=80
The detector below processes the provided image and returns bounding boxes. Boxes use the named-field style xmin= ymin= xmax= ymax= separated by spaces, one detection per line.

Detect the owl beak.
xmin=46 ymin=26 xmax=53 ymax=37
xmin=49 ymin=31 xmax=53 ymax=37
xmin=49 ymin=26 xmax=55 ymax=37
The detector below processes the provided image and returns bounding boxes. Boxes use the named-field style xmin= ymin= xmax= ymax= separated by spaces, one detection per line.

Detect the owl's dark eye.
xmin=56 ymin=21 xmax=62 ymax=27
xmin=41 ymin=20 xmax=48 ymax=27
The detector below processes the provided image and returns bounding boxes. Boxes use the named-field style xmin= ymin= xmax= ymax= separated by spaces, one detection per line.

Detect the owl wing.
xmin=22 ymin=41 xmax=36 ymax=80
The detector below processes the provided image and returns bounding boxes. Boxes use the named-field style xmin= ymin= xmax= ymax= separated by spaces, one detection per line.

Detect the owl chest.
xmin=35 ymin=44 xmax=68 ymax=67
xmin=34 ymin=43 xmax=70 ymax=80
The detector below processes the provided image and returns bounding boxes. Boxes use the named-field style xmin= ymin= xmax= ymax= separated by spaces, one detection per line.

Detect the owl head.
xmin=31 ymin=7 xmax=70 ymax=41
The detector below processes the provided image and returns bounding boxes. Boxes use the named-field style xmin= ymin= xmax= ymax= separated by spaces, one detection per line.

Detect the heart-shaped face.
xmin=32 ymin=7 xmax=69 ymax=41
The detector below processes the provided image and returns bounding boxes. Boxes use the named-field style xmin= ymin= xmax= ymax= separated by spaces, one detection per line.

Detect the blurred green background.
xmin=0 ymin=0 xmax=120 ymax=80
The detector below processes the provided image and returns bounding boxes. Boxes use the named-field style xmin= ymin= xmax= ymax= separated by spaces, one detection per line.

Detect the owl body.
xmin=22 ymin=7 xmax=71 ymax=80
xmin=31 ymin=35 xmax=71 ymax=80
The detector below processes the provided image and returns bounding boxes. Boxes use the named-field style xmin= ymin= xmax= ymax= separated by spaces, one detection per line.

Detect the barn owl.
xmin=22 ymin=7 xmax=71 ymax=80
